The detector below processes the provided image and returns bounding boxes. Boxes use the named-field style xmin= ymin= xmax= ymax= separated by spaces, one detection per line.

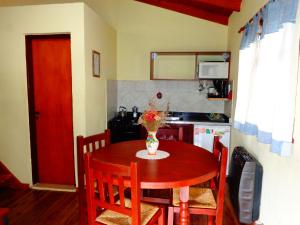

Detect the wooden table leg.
xmin=179 ymin=186 xmax=189 ymax=225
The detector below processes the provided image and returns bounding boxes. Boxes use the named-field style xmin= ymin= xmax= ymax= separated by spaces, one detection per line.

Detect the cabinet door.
xmin=157 ymin=126 xmax=182 ymax=141
xmin=158 ymin=124 xmax=194 ymax=144
xmin=177 ymin=124 xmax=194 ymax=144
xmin=140 ymin=124 xmax=194 ymax=144
xmin=150 ymin=52 xmax=197 ymax=80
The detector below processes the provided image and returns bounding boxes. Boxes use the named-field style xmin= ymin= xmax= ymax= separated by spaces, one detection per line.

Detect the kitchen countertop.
xmin=164 ymin=111 xmax=231 ymax=126
xmin=166 ymin=120 xmax=231 ymax=126
xmin=108 ymin=112 xmax=231 ymax=144
xmin=109 ymin=112 xmax=231 ymax=127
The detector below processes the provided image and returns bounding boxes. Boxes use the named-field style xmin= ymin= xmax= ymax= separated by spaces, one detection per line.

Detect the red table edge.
xmin=140 ymin=170 xmax=218 ymax=189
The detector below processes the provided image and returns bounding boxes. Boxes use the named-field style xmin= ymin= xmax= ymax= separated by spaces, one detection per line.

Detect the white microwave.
xmin=198 ymin=62 xmax=229 ymax=79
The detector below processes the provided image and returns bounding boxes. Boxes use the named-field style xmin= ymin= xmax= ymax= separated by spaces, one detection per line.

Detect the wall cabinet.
xmin=150 ymin=52 xmax=197 ymax=80
xmin=150 ymin=51 xmax=230 ymax=81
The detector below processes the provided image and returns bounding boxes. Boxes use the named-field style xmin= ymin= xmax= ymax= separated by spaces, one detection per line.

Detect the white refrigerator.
xmin=194 ymin=124 xmax=231 ymax=173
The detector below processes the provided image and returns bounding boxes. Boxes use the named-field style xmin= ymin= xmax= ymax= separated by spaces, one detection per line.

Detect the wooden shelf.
xmin=150 ymin=51 xmax=231 ymax=80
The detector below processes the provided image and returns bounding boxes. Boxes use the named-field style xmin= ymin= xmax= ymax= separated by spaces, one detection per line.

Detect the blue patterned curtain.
xmin=234 ymin=0 xmax=299 ymax=156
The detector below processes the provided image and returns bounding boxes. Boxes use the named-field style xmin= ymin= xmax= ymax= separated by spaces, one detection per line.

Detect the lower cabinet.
xmin=166 ymin=124 xmax=194 ymax=144
xmin=141 ymin=123 xmax=194 ymax=144
xmin=110 ymin=124 xmax=141 ymax=143
xmin=109 ymin=121 xmax=194 ymax=144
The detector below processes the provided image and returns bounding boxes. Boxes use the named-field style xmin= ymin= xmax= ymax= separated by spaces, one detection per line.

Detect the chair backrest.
xmin=212 ymin=136 xmax=228 ymax=224
xmin=85 ymin=153 xmax=141 ymax=225
xmin=77 ymin=129 xmax=111 ymax=193
xmin=157 ymin=126 xmax=183 ymax=141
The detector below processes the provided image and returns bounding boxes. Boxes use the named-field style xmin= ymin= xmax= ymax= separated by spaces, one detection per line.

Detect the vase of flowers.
xmin=146 ymin=131 xmax=159 ymax=155
xmin=138 ymin=100 xmax=167 ymax=155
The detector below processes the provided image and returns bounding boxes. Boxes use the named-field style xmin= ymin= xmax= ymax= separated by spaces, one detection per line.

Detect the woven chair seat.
xmin=172 ymin=187 xmax=217 ymax=209
xmin=112 ymin=186 xmax=119 ymax=196
xmin=96 ymin=198 xmax=159 ymax=225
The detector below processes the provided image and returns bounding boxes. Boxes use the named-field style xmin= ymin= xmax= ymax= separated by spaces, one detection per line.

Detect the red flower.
xmin=137 ymin=100 xmax=167 ymax=132
xmin=143 ymin=111 xmax=158 ymax=122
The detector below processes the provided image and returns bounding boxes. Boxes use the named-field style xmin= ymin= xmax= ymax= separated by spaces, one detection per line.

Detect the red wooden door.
xmin=27 ymin=35 xmax=75 ymax=185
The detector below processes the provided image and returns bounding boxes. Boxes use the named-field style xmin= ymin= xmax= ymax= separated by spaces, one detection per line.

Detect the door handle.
xmin=34 ymin=111 xmax=40 ymax=119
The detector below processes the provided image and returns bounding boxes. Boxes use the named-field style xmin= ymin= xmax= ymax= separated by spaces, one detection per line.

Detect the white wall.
xmin=89 ymin=0 xmax=229 ymax=118
xmin=0 ymin=3 xmax=86 ymax=185
xmin=84 ymin=4 xmax=116 ymax=135
xmin=228 ymin=1 xmax=300 ymax=225
xmin=87 ymin=0 xmax=229 ymax=80
xmin=116 ymin=1 xmax=228 ymax=80
xmin=0 ymin=2 xmax=117 ymax=186
xmin=107 ymin=80 xmax=118 ymax=120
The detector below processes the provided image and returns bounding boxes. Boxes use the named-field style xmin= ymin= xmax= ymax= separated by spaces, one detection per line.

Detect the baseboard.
xmin=19 ymin=183 xmax=30 ymax=190
xmin=31 ymin=183 xmax=76 ymax=192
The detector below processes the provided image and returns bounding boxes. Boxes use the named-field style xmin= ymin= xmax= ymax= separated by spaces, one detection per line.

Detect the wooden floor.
xmin=0 ymin=187 xmax=240 ymax=225
xmin=0 ymin=188 xmax=79 ymax=225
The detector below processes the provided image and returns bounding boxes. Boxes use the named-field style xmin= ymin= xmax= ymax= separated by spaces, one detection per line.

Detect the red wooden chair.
xmin=141 ymin=126 xmax=183 ymax=205
xmin=167 ymin=136 xmax=228 ymax=225
xmin=84 ymin=153 xmax=165 ymax=225
xmin=77 ymin=129 xmax=111 ymax=225
xmin=0 ymin=208 xmax=9 ymax=225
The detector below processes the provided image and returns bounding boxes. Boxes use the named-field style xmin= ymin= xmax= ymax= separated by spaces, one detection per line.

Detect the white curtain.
xmin=234 ymin=0 xmax=299 ymax=156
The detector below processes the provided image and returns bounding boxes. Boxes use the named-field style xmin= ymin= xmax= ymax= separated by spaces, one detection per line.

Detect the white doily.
xmin=135 ymin=150 xmax=170 ymax=160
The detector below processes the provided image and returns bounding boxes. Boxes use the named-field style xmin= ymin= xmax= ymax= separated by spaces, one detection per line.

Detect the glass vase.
xmin=146 ymin=131 xmax=159 ymax=155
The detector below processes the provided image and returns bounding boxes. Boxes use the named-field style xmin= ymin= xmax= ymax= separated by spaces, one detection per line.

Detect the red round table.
xmin=91 ymin=140 xmax=218 ymax=225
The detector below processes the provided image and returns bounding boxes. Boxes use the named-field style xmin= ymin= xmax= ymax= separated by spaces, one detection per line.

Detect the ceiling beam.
xmin=136 ymin=0 xmax=229 ymax=25
xmin=179 ymin=0 xmax=241 ymax=12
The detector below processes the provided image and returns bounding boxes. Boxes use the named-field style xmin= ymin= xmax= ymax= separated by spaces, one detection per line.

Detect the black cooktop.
xmin=109 ymin=111 xmax=229 ymax=126
xmin=108 ymin=112 xmax=140 ymax=129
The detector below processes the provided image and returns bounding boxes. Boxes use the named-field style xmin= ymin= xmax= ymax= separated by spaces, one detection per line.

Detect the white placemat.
xmin=136 ymin=150 xmax=170 ymax=160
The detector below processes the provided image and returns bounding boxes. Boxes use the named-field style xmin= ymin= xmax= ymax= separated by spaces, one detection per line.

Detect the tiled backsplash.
xmin=108 ymin=80 xmax=225 ymax=119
